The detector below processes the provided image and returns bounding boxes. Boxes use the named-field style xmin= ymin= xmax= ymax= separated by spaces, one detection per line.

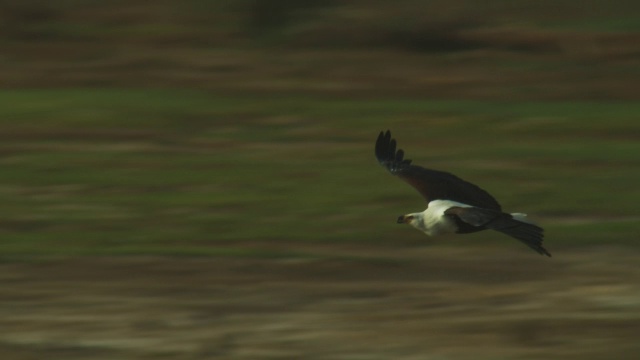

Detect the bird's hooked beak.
xmin=397 ymin=215 xmax=413 ymax=224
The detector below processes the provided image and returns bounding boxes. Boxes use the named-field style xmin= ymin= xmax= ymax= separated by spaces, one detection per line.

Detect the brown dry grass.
xmin=4 ymin=44 xmax=638 ymax=100
xmin=1 ymin=246 xmax=639 ymax=359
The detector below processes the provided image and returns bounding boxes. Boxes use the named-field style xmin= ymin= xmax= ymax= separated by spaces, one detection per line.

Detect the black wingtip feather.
xmin=375 ymin=130 xmax=392 ymax=162
xmin=375 ymin=130 xmax=412 ymax=171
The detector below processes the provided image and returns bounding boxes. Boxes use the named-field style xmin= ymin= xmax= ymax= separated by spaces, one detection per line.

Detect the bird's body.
xmin=403 ymin=200 xmax=467 ymax=237
xmin=376 ymin=130 xmax=551 ymax=257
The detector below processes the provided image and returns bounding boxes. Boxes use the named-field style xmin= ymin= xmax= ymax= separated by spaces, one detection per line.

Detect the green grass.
xmin=541 ymin=17 xmax=640 ymax=32
xmin=0 ymin=89 xmax=638 ymax=257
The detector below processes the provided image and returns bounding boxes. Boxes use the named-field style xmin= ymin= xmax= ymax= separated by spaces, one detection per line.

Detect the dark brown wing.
xmin=445 ymin=206 xmax=551 ymax=257
xmin=375 ymin=130 xmax=502 ymax=210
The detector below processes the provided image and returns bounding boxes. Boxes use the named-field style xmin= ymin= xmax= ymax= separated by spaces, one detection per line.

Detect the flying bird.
xmin=375 ymin=130 xmax=551 ymax=257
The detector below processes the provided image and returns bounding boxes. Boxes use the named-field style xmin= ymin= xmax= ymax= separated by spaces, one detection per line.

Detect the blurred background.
xmin=1 ymin=1 xmax=639 ymax=359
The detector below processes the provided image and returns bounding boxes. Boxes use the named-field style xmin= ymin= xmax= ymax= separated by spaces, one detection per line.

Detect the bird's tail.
xmin=491 ymin=214 xmax=551 ymax=257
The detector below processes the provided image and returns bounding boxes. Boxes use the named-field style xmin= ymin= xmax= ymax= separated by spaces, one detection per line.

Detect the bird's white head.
xmin=397 ymin=212 xmax=424 ymax=231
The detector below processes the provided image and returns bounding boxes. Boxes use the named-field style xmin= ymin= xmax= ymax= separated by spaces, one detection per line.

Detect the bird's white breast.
xmin=419 ymin=199 xmax=473 ymax=236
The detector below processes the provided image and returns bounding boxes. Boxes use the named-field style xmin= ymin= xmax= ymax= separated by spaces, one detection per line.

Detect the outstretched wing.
xmin=375 ymin=130 xmax=502 ymax=210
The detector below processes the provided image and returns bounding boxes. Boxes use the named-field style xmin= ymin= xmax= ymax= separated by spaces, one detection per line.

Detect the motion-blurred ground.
xmin=1 ymin=1 xmax=639 ymax=359
xmin=3 ymin=248 xmax=640 ymax=360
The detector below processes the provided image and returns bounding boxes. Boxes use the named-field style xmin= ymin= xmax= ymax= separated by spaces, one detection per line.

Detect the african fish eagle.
xmin=375 ymin=130 xmax=551 ymax=257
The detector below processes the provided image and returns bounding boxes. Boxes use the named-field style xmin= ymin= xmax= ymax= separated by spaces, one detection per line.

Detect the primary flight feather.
xmin=375 ymin=130 xmax=551 ymax=257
